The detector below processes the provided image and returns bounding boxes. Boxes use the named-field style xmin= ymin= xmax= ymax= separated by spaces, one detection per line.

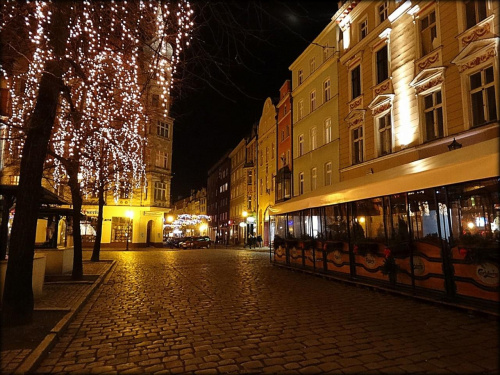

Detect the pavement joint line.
xmin=15 ymin=259 xmax=117 ymax=375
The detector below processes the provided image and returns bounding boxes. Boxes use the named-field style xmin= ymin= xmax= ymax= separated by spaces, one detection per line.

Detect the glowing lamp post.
xmin=126 ymin=210 xmax=134 ymax=251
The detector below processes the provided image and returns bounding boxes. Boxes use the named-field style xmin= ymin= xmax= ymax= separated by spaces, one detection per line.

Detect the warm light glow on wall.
xmin=395 ymin=86 xmax=415 ymax=147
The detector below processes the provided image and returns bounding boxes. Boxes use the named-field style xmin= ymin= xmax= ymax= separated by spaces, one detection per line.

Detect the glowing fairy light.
xmin=1 ymin=0 xmax=193 ymax=198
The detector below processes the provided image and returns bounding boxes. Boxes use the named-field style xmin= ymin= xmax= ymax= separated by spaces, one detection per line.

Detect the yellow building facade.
xmin=289 ymin=18 xmax=340 ymax=199
xmin=257 ymin=98 xmax=277 ymax=246
xmin=270 ymin=0 xmax=499 ymax=311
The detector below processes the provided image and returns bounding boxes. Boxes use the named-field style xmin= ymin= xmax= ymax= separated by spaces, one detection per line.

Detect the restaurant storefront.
xmin=270 ymin=140 xmax=499 ymax=313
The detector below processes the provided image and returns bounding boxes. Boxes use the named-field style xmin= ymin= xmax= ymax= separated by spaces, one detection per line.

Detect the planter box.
xmin=0 ymin=253 xmax=46 ymax=302
xmin=36 ymin=247 xmax=74 ymax=275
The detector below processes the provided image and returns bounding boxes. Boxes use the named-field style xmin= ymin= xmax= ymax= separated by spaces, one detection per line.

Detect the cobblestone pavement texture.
xmin=33 ymin=249 xmax=498 ymax=374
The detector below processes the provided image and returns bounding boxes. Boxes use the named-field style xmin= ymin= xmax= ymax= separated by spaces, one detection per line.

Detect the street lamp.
xmin=126 ymin=210 xmax=133 ymax=251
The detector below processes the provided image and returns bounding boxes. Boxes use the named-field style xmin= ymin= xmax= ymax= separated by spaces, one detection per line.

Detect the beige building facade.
xmin=289 ymin=17 xmax=340 ymax=199
xmin=257 ymin=98 xmax=277 ymax=245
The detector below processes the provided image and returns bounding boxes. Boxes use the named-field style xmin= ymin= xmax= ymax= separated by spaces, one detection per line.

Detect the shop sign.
xmin=476 ymin=263 xmax=499 ymax=286
xmin=412 ymin=256 xmax=425 ymax=276
xmin=365 ymin=254 xmax=377 ymax=269
xmin=143 ymin=212 xmax=163 ymax=217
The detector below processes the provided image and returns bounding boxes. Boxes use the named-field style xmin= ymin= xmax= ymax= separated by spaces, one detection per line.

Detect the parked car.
xmin=180 ymin=236 xmax=213 ymax=249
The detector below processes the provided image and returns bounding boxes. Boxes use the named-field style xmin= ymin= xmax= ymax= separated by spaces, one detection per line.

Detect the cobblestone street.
xmin=35 ymin=249 xmax=499 ymax=374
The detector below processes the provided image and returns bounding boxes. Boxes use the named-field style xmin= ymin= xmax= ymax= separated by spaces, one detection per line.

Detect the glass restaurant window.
xmin=350 ymin=198 xmax=386 ymax=245
xmin=325 ymin=204 xmax=348 ymax=241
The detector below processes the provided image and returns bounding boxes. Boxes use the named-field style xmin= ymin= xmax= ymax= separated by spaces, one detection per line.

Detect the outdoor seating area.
xmin=272 ymin=177 xmax=499 ymax=312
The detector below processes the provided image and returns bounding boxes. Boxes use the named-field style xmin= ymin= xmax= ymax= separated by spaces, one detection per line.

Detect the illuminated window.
xmin=423 ymin=90 xmax=444 ymax=140
xmin=298 ymin=134 xmax=304 ymax=156
xmin=419 ymin=10 xmax=438 ymax=56
xmin=376 ymin=112 xmax=392 ymax=156
xmin=470 ymin=66 xmax=497 ymax=127
xmin=298 ymin=100 xmax=304 ymax=119
xmin=376 ymin=45 xmax=389 ymax=84
xmin=310 ymin=127 xmax=317 ymax=150
xmin=156 ymin=120 xmax=170 ymax=138
xmin=311 ymin=168 xmax=317 ymax=191
xmin=324 ymin=79 xmax=331 ymax=102
xmin=310 ymin=90 xmax=316 ymax=111
xmin=352 ymin=126 xmax=364 ymax=164
xmin=324 ymin=162 xmax=332 ymax=186
xmin=360 ymin=19 xmax=368 ymax=40
xmin=298 ymin=69 xmax=304 ymax=84
xmin=351 ymin=65 xmax=361 ymax=100
xmin=324 ymin=118 xmax=332 ymax=144
xmin=299 ymin=172 xmax=304 ymax=195
xmin=465 ymin=0 xmax=487 ymax=29
xmin=378 ymin=1 xmax=389 ymax=24
xmin=154 ymin=182 xmax=166 ymax=201
xmin=155 ymin=150 xmax=168 ymax=169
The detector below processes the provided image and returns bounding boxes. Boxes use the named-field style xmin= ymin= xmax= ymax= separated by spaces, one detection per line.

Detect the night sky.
xmin=170 ymin=1 xmax=338 ymax=200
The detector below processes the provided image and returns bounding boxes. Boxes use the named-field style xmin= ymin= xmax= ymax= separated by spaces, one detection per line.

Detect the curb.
xmin=15 ymin=260 xmax=117 ymax=374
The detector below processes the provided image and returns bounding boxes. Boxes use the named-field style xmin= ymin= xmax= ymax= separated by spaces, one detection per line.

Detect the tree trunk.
xmin=91 ymin=182 xmax=105 ymax=262
xmin=68 ymin=166 xmax=83 ymax=280
xmin=1 ymin=61 xmax=64 ymax=326
xmin=0 ymin=194 xmax=14 ymax=260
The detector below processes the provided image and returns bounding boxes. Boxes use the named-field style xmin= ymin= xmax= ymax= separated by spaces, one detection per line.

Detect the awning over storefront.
xmin=269 ymin=138 xmax=499 ymax=215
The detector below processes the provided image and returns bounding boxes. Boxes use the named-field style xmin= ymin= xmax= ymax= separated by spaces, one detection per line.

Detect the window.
xmin=310 ymin=90 xmax=316 ymax=111
xmin=325 ymin=162 xmax=332 ymax=186
xmin=152 ymin=94 xmax=160 ymax=108
xmin=284 ymin=103 xmax=287 ymax=114
xmin=376 ymin=45 xmax=389 ymax=84
xmin=378 ymin=1 xmax=388 ymax=24
xmin=286 ymin=150 xmax=290 ymax=165
xmin=155 ymin=150 xmax=168 ymax=169
xmin=310 ymin=58 xmax=316 ymax=74
xmin=271 ymin=143 xmax=275 ymax=159
xmin=298 ymin=100 xmax=304 ymax=119
xmin=360 ymin=19 xmax=368 ymax=40
xmin=311 ymin=127 xmax=317 ymax=150
xmin=423 ymin=90 xmax=444 ymax=140
xmin=351 ymin=65 xmax=361 ymax=100
xmin=311 ymin=168 xmax=317 ymax=191
xmin=324 ymin=118 xmax=332 ymax=144
xmin=265 ymin=146 xmax=269 ymax=163
xmin=157 ymin=120 xmax=170 ymax=138
xmin=281 ymin=129 xmax=285 ymax=142
xmin=420 ymin=10 xmax=438 ymax=56
xmin=377 ymin=112 xmax=392 ymax=156
xmin=286 ymin=125 xmax=290 ymax=138
xmin=323 ymin=44 xmax=329 ymax=62
xmin=299 ymin=173 xmax=304 ymax=195
xmin=324 ymin=79 xmax=331 ymax=102
xmin=298 ymin=134 xmax=304 ymax=156
xmin=247 ymin=170 xmax=252 ymax=185
xmin=470 ymin=66 xmax=497 ymax=127
xmin=465 ymin=0 xmax=487 ymax=29
xmin=298 ymin=69 xmax=303 ymax=84
xmin=154 ymin=182 xmax=166 ymax=201
xmin=259 ymin=150 xmax=263 ymax=166
xmin=352 ymin=126 xmax=364 ymax=164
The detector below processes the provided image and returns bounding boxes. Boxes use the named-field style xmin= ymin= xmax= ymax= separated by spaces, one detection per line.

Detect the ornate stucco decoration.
xmin=451 ymin=37 xmax=499 ymax=73
xmin=458 ymin=15 xmax=495 ymax=48
xmin=368 ymin=94 xmax=394 ymax=116
xmin=345 ymin=109 xmax=366 ymax=128
xmin=410 ymin=67 xmax=446 ymax=96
